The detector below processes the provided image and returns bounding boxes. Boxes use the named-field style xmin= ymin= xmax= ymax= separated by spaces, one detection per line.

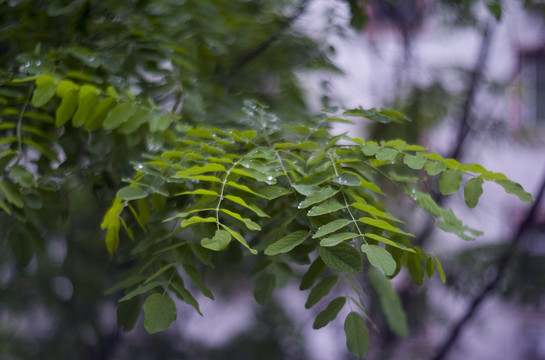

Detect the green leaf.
xmin=170 ymin=275 xmax=203 ymax=316
xmin=72 ymin=85 xmax=98 ymax=127
xmin=10 ymin=166 xmax=34 ymax=188
xmin=332 ymin=172 xmax=361 ymax=187
xmin=220 ymin=208 xmax=261 ymax=231
xmin=410 ymin=190 xmax=442 ymax=217
xmin=103 ymin=102 xmax=137 ymax=130
xmin=344 ymin=107 xmax=391 ymax=123
xmin=320 ymin=232 xmax=359 ymax=247
xmin=230 ymin=168 xmax=275 ymax=183
xmin=181 ymin=216 xmax=217 ymax=228
xmin=444 ymin=159 xmax=463 ymax=169
xmin=274 ymin=141 xmax=320 ymax=150
xmin=480 ymin=171 xmax=508 ymax=181
xmin=119 ymin=280 xmax=164 ymax=302
xmin=361 ymin=244 xmax=396 ymax=276
xmin=313 ymin=219 xmax=352 ymax=238
xmin=85 ymin=97 xmax=116 ymax=131
xmin=292 ymin=184 xmax=320 ymax=196
xmin=117 ymin=296 xmax=141 ymax=331
xmin=307 ymin=199 xmax=346 ymax=216
xmin=461 ymin=163 xmax=487 ymax=174
xmin=149 ymin=114 xmax=173 ymax=132
xmin=264 ymin=230 xmax=309 ymax=256
xmin=299 ymin=187 xmax=339 ymax=209
xmin=407 ymin=251 xmax=425 ymax=284
xmin=101 ymin=197 xmax=124 ymax=229
xmin=424 ymin=160 xmax=446 ymax=176
xmin=143 ymin=294 xmax=177 ymax=334
xmin=358 ymin=217 xmax=412 ymax=236
xmin=117 ymin=186 xmax=148 ymax=201
xmin=464 ymin=177 xmax=484 ymax=208
xmin=201 ymin=229 xmax=231 ymax=251
xmin=362 ymin=142 xmax=378 ymax=156
xmin=225 ymin=181 xmax=259 ymax=195
xmin=313 ymin=297 xmax=346 ymax=329
xmin=181 ymin=263 xmax=215 ymax=300
xmin=178 ymin=189 xmax=219 ymax=197
xmin=178 ymin=163 xmax=226 ymax=175
xmin=433 ymin=255 xmax=446 ymax=283
xmin=367 ymin=268 xmax=408 ymax=337
xmin=105 ymin=221 xmax=120 ymax=254
xmin=495 ymin=179 xmax=534 ymax=202
xmin=31 ymin=75 xmax=57 ymax=107
xmin=0 ymin=197 xmax=11 ymax=215
xmin=305 ymin=275 xmax=338 ymax=308
xmin=219 ymin=224 xmax=258 ymax=255
xmin=344 ymin=312 xmax=370 ymax=358
xmin=319 ymin=243 xmax=362 ymax=274
xmin=375 ymin=148 xmax=398 ymax=161
xmin=253 ymin=185 xmax=288 ymax=200
xmin=426 ymin=256 xmax=435 ymax=278
xmin=403 ymin=153 xmax=427 ymax=170
xmin=0 ymin=181 xmax=24 ymax=208
xmin=298 ymin=170 xmax=335 ymax=186
xmin=224 ymin=195 xmax=268 ymax=217
xmin=55 ymin=88 xmax=78 ymax=127
xmin=439 ymin=169 xmax=462 ymax=195
xmin=119 ymin=108 xmax=151 ymax=134
xmin=300 ymin=257 xmax=327 ymax=290
xmin=364 ymin=233 xmax=415 ymax=252
xmin=486 ymin=0 xmax=502 ymax=20
xmin=253 ymin=273 xmax=276 ymax=305
xmin=351 ymin=203 xmax=402 ymax=222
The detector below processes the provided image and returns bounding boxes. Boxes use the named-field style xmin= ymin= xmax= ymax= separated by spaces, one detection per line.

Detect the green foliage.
xmin=0 ymin=1 xmax=536 ymax=358
xmin=1 ymin=72 xmax=533 ymax=356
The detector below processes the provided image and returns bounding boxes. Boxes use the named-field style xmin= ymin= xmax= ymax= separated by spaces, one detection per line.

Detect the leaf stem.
xmin=328 ymin=151 xmax=367 ymax=244
xmin=16 ymin=85 xmax=33 ymax=164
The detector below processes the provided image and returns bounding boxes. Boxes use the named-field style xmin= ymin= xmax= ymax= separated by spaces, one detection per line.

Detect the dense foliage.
xmin=0 ymin=0 xmax=535 ymax=359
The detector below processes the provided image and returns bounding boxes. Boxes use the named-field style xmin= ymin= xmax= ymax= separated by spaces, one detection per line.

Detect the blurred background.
xmin=1 ymin=0 xmax=545 ymax=359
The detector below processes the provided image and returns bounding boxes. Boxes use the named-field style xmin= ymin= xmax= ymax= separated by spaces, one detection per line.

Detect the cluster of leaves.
xmin=94 ymin=101 xmax=531 ymax=356
xmin=0 ymin=1 xmax=536 ymax=358
xmin=0 ymin=1 xmax=336 ymax=358
xmin=1 ymin=69 xmax=533 ymax=356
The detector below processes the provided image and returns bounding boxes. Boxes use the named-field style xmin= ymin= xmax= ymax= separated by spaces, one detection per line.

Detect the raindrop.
xmin=267 ymin=176 xmax=273 ymax=181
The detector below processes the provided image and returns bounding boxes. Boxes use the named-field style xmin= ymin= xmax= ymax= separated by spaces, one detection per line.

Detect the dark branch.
xmin=430 ymin=171 xmax=545 ymax=360
xmin=449 ymin=20 xmax=494 ymax=160
xmin=230 ymin=0 xmax=309 ymax=73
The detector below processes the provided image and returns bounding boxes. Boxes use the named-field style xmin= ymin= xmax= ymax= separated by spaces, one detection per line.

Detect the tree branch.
xmin=449 ymin=20 xmax=494 ymax=160
xmin=230 ymin=0 xmax=309 ymax=73
xmin=430 ymin=170 xmax=545 ymax=360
